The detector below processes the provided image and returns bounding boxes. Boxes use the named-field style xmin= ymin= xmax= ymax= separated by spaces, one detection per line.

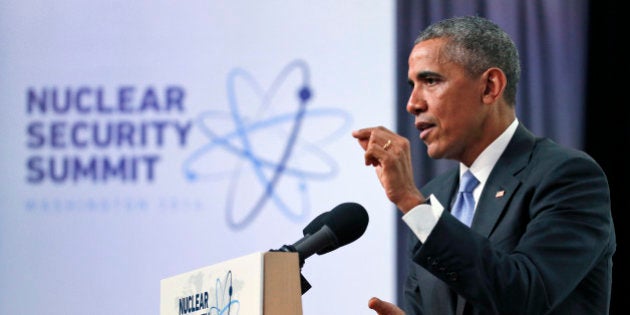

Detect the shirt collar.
xmin=459 ymin=118 xmax=519 ymax=184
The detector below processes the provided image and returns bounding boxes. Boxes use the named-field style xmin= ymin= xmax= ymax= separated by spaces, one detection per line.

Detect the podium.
xmin=160 ymin=251 xmax=303 ymax=315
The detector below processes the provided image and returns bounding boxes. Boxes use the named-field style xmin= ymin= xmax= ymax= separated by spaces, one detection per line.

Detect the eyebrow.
xmin=408 ymin=71 xmax=441 ymax=84
xmin=416 ymin=71 xmax=440 ymax=79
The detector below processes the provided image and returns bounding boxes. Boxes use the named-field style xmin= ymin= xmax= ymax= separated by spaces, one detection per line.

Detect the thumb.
xmin=368 ymin=297 xmax=405 ymax=315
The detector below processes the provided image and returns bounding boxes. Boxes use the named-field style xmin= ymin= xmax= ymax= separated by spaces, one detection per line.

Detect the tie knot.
xmin=459 ymin=170 xmax=479 ymax=193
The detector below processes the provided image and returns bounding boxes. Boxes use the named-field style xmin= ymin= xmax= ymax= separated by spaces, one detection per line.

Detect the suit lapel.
xmin=471 ymin=124 xmax=537 ymax=238
xmin=434 ymin=170 xmax=459 ymax=209
xmin=472 ymin=175 xmax=519 ymax=237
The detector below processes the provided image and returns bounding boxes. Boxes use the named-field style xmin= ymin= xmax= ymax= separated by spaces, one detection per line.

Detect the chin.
xmin=425 ymin=146 xmax=443 ymax=159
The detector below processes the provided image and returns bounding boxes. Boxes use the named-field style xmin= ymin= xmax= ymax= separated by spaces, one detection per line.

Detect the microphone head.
xmin=311 ymin=202 xmax=369 ymax=255
xmin=303 ymin=211 xmax=330 ymax=236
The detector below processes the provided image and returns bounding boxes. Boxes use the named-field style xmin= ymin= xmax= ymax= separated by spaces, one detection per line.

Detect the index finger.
xmin=351 ymin=127 xmax=376 ymax=140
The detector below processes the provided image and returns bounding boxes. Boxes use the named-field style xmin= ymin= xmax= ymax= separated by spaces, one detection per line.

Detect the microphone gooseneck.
xmin=272 ymin=202 xmax=369 ymax=294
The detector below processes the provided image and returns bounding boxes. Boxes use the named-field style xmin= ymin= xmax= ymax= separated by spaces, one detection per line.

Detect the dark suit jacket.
xmin=403 ymin=124 xmax=616 ymax=314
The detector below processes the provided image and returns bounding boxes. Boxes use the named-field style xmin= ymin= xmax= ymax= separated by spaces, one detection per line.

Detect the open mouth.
xmin=416 ymin=121 xmax=435 ymax=140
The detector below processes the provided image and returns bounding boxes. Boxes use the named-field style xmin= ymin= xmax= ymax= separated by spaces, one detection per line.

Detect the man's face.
xmin=406 ymin=38 xmax=489 ymax=164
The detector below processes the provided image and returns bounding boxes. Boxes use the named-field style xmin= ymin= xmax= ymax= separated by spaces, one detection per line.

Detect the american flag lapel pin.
xmin=495 ymin=190 xmax=505 ymax=198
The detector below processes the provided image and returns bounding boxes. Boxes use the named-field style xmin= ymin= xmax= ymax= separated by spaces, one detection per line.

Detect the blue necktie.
xmin=451 ymin=170 xmax=479 ymax=227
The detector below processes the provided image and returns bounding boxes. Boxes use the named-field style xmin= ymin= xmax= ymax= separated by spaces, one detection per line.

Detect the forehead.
xmin=408 ymin=38 xmax=469 ymax=80
xmin=408 ymin=38 xmax=450 ymax=68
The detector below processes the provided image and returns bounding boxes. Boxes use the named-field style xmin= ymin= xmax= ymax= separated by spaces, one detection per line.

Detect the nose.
xmin=406 ymin=87 xmax=425 ymax=116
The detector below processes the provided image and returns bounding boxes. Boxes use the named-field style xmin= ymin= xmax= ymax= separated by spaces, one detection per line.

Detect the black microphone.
xmin=272 ymin=202 xmax=369 ymax=294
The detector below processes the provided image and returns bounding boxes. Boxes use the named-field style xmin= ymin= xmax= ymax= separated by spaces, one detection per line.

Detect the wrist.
xmin=397 ymin=194 xmax=426 ymax=214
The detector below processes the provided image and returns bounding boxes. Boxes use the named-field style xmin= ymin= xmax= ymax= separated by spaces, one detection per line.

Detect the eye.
xmin=424 ymin=77 xmax=439 ymax=86
xmin=416 ymin=71 xmax=442 ymax=87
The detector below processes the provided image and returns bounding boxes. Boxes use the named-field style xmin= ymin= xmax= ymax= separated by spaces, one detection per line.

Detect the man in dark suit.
xmin=352 ymin=16 xmax=616 ymax=314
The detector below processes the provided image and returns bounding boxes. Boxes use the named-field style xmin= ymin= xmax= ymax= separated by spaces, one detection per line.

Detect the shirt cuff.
xmin=401 ymin=194 xmax=444 ymax=243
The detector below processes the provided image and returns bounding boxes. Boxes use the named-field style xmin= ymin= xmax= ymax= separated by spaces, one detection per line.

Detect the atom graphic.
xmin=183 ymin=60 xmax=352 ymax=230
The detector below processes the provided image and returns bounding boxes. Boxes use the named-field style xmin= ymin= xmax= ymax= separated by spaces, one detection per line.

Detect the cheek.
xmin=430 ymin=95 xmax=460 ymax=123
xmin=436 ymin=105 xmax=474 ymax=142
xmin=437 ymin=88 xmax=480 ymax=120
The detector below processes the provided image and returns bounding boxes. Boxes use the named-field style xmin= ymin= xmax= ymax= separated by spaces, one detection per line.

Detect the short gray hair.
xmin=415 ymin=16 xmax=521 ymax=106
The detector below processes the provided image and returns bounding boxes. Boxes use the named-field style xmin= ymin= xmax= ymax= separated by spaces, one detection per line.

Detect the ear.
xmin=481 ymin=67 xmax=507 ymax=104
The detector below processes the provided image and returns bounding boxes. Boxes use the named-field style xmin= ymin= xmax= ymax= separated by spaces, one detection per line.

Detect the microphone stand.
xmin=270 ymin=244 xmax=312 ymax=295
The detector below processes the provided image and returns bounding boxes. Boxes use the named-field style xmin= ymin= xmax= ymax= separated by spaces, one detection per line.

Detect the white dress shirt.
xmin=402 ymin=118 xmax=519 ymax=242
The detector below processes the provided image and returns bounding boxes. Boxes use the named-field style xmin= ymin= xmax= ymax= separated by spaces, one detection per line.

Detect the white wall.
xmin=0 ymin=1 xmax=396 ymax=314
